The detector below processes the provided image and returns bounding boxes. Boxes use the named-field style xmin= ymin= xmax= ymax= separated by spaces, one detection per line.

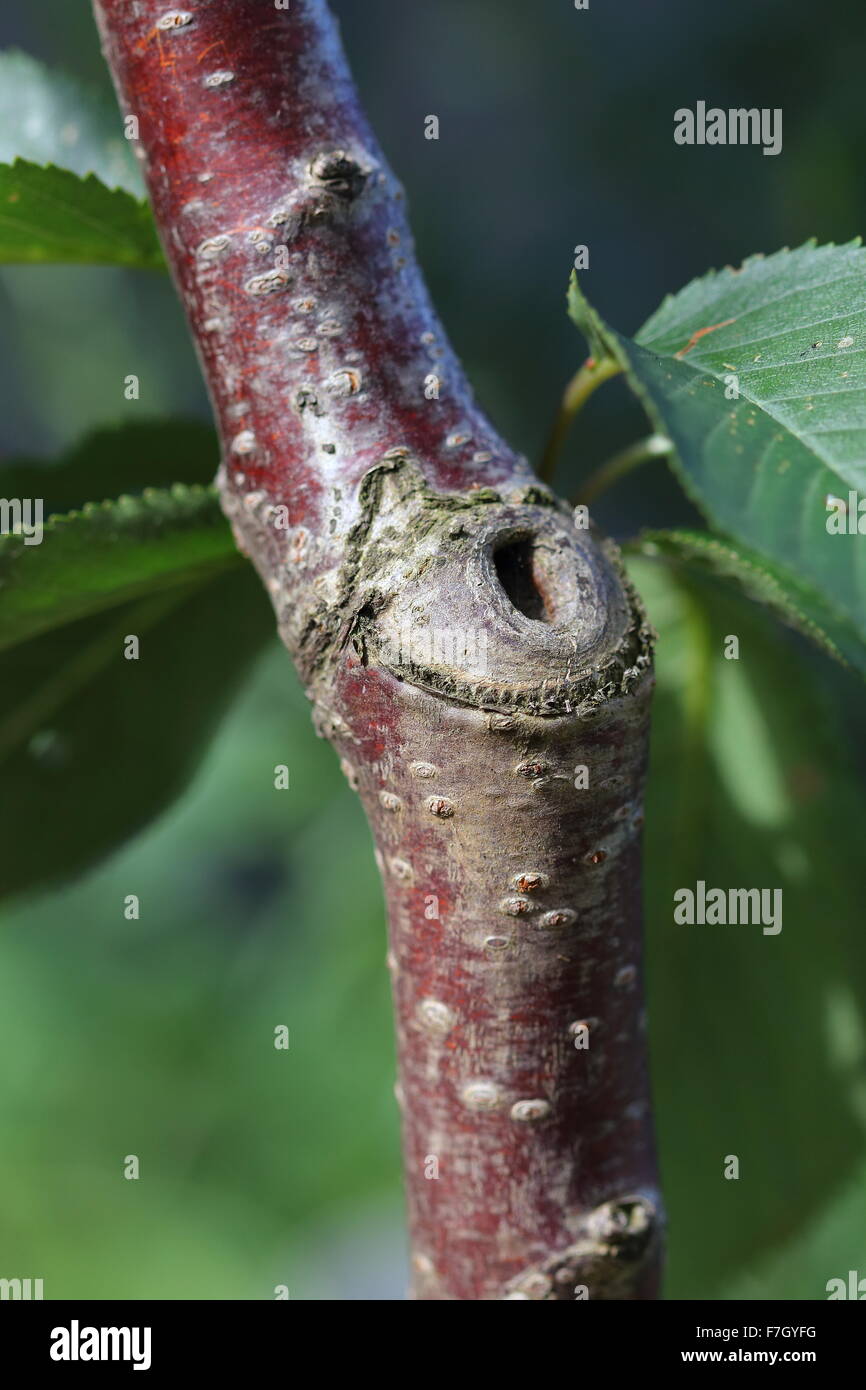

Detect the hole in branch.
xmin=493 ymin=536 xmax=553 ymax=623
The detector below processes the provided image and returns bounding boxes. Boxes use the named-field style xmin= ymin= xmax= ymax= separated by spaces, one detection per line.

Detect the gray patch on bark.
xmin=272 ymin=454 xmax=654 ymax=715
xmin=502 ymin=1193 xmax=660 ymax=1300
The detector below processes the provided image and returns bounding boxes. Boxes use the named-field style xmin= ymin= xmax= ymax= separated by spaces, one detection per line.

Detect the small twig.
xmin=575 ymin=433 xmax=672 ymax=507
xmin=538 ymin=355 xmax=622 ymax=483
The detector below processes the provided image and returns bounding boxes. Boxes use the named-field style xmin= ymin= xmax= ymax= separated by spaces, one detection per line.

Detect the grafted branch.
xmin=93 ymin=0 xmax=663 ymax=1300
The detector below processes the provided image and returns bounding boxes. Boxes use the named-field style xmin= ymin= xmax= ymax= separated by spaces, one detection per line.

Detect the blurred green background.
xmin=1 ymin=0 xmax=865 ymax=1299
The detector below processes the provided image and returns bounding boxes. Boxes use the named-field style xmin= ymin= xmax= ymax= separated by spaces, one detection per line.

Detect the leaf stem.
xmin=538 ymin=355 xmax=622 ymax=483
xmin=575 ymin=433 xmax=672 ymax=507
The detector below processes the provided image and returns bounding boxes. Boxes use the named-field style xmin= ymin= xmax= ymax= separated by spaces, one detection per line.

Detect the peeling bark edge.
xmin=92 ymin=0 xmax=664 ymax=1300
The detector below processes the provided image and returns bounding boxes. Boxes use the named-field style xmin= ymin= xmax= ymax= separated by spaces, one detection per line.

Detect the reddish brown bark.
xmin=93 ymin=0 xmax=663 ymax=1299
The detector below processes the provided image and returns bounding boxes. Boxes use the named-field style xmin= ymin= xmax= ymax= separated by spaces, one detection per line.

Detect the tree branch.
xmin=93 ymin=0 xmax=663 ymax=1300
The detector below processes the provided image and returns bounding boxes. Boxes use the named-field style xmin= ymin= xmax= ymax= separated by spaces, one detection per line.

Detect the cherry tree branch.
xmin=93 ymin=0 xmax=663 ymax=1300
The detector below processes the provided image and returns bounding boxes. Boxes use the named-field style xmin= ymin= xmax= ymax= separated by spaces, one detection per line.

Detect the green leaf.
xmin=0 ymin=50 xmax=143 ymax=194
xmin=0 ymin=484 xmax=239 ymax=653
xmin=0 ymin=53 xmax=160 ymax=268
xmin=635 ymin=528 xmax=866 ymax=679
xmin=0 ymin=568 xmax=275 ymax=901
xmin=0 ymin=159 xmax=162 ymax=268
xmin=569 ymin=242 xmax=866 ymax=676
xmin=629 ymin=553 xmax=866 ymax=1297
xmin=0 ymin=421 xmax=229 ymax=651
xmin=0 ymin=420 xmax=275 ymax=896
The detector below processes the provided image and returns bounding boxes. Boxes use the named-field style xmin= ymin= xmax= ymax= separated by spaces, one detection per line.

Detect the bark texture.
xmin=93 ymin=0 xmax=663 ymax=1299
